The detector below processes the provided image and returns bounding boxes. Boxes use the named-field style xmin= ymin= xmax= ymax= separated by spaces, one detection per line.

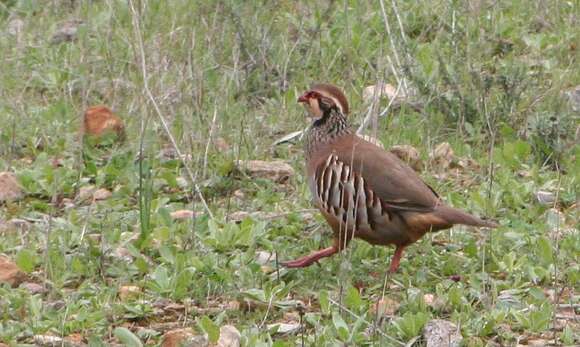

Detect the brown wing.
xmin=309 ymin=135 xmax=440 ymax=213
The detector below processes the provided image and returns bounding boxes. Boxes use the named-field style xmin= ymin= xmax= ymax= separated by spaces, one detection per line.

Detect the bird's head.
xmin=297 ymin=83 xmax=349 ymax=119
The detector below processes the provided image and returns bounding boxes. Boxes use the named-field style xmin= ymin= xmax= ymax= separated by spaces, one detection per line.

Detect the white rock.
xmin=217 ymin=325 xmax=241 ymax=347
xmin=423 ymin=319 xmax=462 ymax=347
xmin=238 ymin=160 xmax=295 ymax=183
xmin=362 ymin=83 xmax=408 ymax=103
xmin=7 ymin=18 xmax=24 ymax=36
xmin=267 ymin=322 xmax=300 ymax=335
xmin=93 ymin=188 xmax=112 ymax=201
xmin=535 ymin=190 xmax=556 ymax=205
xmin=255 ymin=251 xmax=274 ymax=265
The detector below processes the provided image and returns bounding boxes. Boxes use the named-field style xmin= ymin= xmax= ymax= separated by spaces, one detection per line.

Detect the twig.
xmin=128 ymin=0 xmax=213 ymax=218
xmin=484 ymin=90 xmax=496 ymax=307
xmin=258 ymin=287 xmax=282 ymax=329
xmin=551 ymin=168 xmax=563 ymax=339
xmin=379 ymin=0 xmax=408 ymax=93
xmin=79 ymin=200 xmax=94 ymax=242
xmin=389 ymin=0 xmax=407 ymax=44
xmin=202 ymin=105 xmax=218 ymax=178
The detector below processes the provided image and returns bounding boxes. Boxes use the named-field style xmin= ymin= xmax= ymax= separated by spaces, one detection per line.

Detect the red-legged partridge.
xmin=283 ymin=83 xmax=497 ymax=272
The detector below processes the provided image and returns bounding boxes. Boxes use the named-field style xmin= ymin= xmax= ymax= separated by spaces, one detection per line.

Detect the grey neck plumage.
xmin=305 ymin=107 xmax=352 ymax=159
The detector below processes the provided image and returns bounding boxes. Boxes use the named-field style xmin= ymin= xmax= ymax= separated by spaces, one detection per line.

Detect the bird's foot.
xmin=282 ymin=246 xmax=339 ymax=268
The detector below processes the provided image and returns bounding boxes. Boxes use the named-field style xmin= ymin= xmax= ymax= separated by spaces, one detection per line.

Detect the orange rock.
xmin=0 ymin=172 xmax=23 ymax=202
xmin=161 ymin=328 xmax=207 ymax=347
xmin=0 ymin=256 xmax=26 ymax=287
xmin=118 ymin=285 xmax=141 ymax=301
xmin=370 ymin=297 xmax=400 ymax=317
xmin=83 ymin=105 xmax=125 ymax=140
xmin=170 ymin=210 xmax=199 ymax=220
xmin=64 ymin=333 xmax=84 ymax=345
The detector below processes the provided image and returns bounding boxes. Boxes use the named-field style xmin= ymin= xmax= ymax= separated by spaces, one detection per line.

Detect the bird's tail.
xmin=435 ymin=205 xmax=498 ymax=228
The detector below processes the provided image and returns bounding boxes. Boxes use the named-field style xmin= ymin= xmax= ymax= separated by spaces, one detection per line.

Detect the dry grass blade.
xmin=128 ymin=0 xmax=212 ymax=218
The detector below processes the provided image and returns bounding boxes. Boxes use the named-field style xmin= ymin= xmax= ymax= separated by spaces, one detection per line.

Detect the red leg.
xmin=281 ymin=246 xmax=339 ymax=268
xmin=388 ymin=246 xmax=406 ymax=273
xmin=283 ymin=236 xmax=352 ymax=268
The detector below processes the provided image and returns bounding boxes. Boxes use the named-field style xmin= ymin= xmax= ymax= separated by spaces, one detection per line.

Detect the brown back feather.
xmin=309 ymin=134 xmax=439 ymax=212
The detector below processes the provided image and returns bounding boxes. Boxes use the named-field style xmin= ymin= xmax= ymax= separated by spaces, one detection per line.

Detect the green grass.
xmin=0 ymin=0 xmax=578 ymax=346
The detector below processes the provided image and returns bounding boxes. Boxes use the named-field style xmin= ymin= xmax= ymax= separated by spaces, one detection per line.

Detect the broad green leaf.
xmin=198 ymin=315 xmax=220 ymax=343
xmin=345 ymin=286 xmax=363 ymax=312
xmin=332 ymin=312 xmax=349 ymax=341
xmin=319 ymin=290 xmax=329 ymax=314
xmin=113 ymin=327 xmax=143 ymax=347
xmin=16 ymin=249 xmax=37 ymax=273
xmin=536 ymin=236 xmax=553 ymax=265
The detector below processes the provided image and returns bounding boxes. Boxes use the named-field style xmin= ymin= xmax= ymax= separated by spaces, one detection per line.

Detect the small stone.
xmin=78 ymin=185 xmax=96 ymax=201
xmin=563 ymin=85 xmax=580 ymax=112
xmin=423 ymin=293 xmax=445 ymax=310
xmin=228 ymin=211 xmax=250 ymax=222
xmin=527 ymin=339 xmax=549 ymax=347
xmin=51 ymin=19 xmax=83 ymax=44
xmin=176 ymin=177 xmax=189 ymax=188
xmin=158 ymin=146 xmax=179 ymax=160
xmin=118 ymin=285 xmax=141 ymax=301
xmin=7 ymin=18 xmax=25 ymax=36
xmin=390 ymin=145 xmax=422 ymax=171
xmin=423 ymin=293 xmax=435 ymax=306
xmin=0 ymin=218 xmax=31 ymax=233
xmin=217 ymin=325 xmax=241 ymax=347
xmin=83 ymin=105 xmax=125 ymax=141
xmin=267 ymin=322 xmax=300 ymax=335
xmin=93 ymin=78 xmax=134 ymax=100
xmin=238 ymin=160 xmax=295 ymax=183
xmin=362 ymin=83 xmax=408 ymax=103
xmin=93 ymin=188 xmax=112 ymax=201
xmin=214 ymin=137 xmax=230 ymax=152
xmin=423 ymin=319 xmax=462 ymax=347
xmin=65 ymin=333 xmax=84 ymax=346
xmin=20 ymin=282 xmax=47 ymax=295
xmin=0 ymin=172 xmax=23 ymax=202
xmin=33 ymin=334 xmax=85 ymax=347
xmin=46 ymin=300 xmax=66 ymax=310
xmin=170 ymin=210 xmax=199 ymax=220
xmin=535 ymin=191 xmax=556 ymax=205
xmin=112 ymin=247 xmax=133 ymax=262
xmin=161 ymin=328 xmax=207 ymax=347
xmin=62 ymin=198 xmax=75 ymax=209
xmin=34 ymin=335 xmax=64 ymax=346
xmin=232 ymin=189 xmax=245 ymax=199
xmin=371 ymin=297 xmax=400 ymax=317
xmin=0 ymin=256 xmax=26 ymax=287
xmin=430 ymin=142 xmax=454 ymax=170
xmin=553 ymin=318 xmax=568 ymax=331
xmin=255 ymin=251 xmax=274 ymax=265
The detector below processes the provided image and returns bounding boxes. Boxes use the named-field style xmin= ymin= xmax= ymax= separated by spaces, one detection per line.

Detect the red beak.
xmin=297 ymin=93 xmax=309 ymax=103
